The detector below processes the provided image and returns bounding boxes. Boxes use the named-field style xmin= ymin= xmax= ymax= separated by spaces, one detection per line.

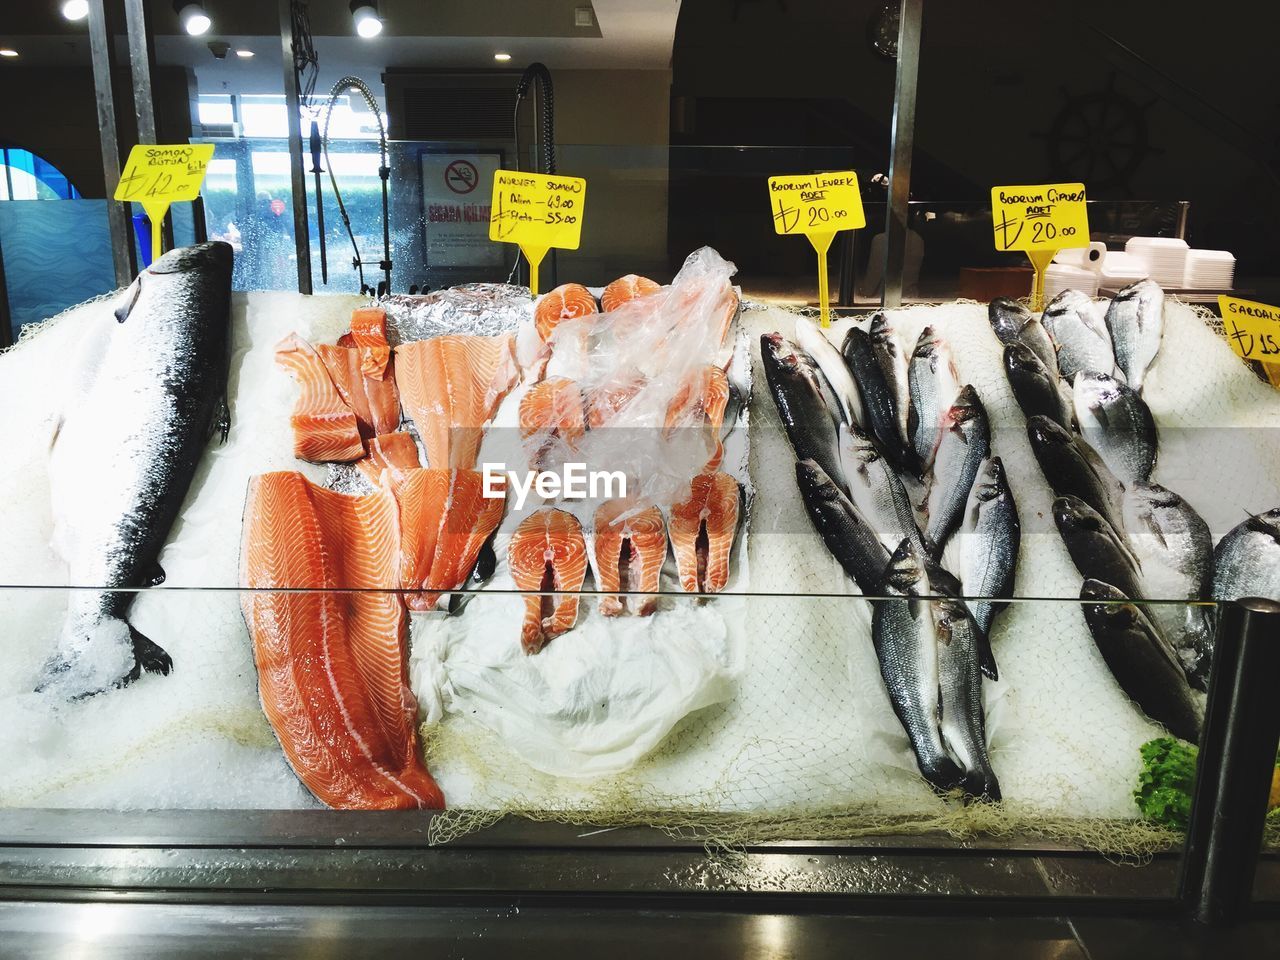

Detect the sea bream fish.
xmin=41 ymin=241 xmax=234 ymax=698
xmin=837 ymin=421 xmax=927 ymax=556
xmin=1213 ymin=508 xmax=1280 ymax=602
xmin=923 ymin=385 xmax=990 ymax=555
xmin=794 ymin=315 xmax=863 ymax=428
xmin=907 ymin=326 xmax=960 ymax=472
xmin=1072 ymin=371 xmax=1158 ymax=486
xmin=795 ymin=459 xmax=889 ymax=594
xmin=1080 ymin=579 xmax=1201 ymax=743
xmin=842 ymin=325 xmax=915 ymax=476
xmin=1123 ymin=481 xmax=1214 ymax=690
xmin=946 ymin=456 xmax=1019 ymax=679
xmin=1105 ymin=278 xmax=1165 ymax=394
xmin=762 ymin=332 xmax=846 ymax=490
xmin=1041 ymin=289 xmax=1117 ymax=381
xmin=1025 ymin=416 xmax=1125 ymax=534
xmin=1053 ymin=496 xmax=1146 ymax=602
xmin=1003 ymin=341 xmax=1072 ymax=431
xmin=872 ymin=539 xmax=965 ymax=795
xmin=988 ymin=297 xmax=1057 ymax=375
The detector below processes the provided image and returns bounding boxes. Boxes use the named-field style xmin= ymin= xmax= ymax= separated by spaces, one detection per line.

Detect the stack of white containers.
xmin=1125 ymin=237 xmax=1188 ymax=286
xmin=1184 ymin=249 xmax=1236 ymax=289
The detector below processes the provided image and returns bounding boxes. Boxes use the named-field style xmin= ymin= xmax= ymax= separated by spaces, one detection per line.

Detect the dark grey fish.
xmin=842 ymin=325 xmax=915 ymax=476
xmin=1081 ymin=580 xmax=1202 ymax=743
xmin=1025 ymin=416 xmax=1124 ymax=533
xmin=869 ymin=312 xmax=911 ymax=454
xmin=837 ymin=421 xmax=927 ymax=556
xmin=1123 ymin=481 xmax=1214 ymax=690
xmin=1042 ymin=289 xmax=1117 ymax=381
xmin=761 ymin=332 xmax=846 ymax=489
xmin=42 ymin=242 xmax=234 ymax=698
xmin=873 ymin=539 xmax=965 ymax=794
xmin=988 ymin=297 xmax=1057 ymax=374
xmin=1053 ymin=496 xmax=1145 ymax=601
xmin=795 ymin=316 xmax=863 ymax=427
xmin=934 ymin=596 xmax=1001 ymax=801
xmin=1072 ymin=371 xmax=1158 ymax=486
xmin=1213 ymin=508 xmax=1280 ymax=602
xmin=795 ymin=459 xmax=889 ymax=594
xmin=1003 ymin=341 xmax=1073 ymax=430
xmin=907 ymin=326 xmax=960 ymax=472
xmin=1105 ymin=278 xmax=1165 ymax=394
xmin=923 ymin=385 xmax=990 ymax=554
xmin=951 ymin=457 xmax=1019 ymax=678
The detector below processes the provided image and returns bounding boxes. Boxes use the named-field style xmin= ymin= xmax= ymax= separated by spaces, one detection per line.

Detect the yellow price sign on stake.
xmin=990 ymin=182 xmax=1090 ymax=311
xmin=488 ymin=169 xmax=587 ymax=295
xmin=768 ymin=171 xmax=866 ymax=328
xmin=1219 ymin=296 xmax=1280 ymax=388
xmin=114 ymin=143 xmax=215 ymax=265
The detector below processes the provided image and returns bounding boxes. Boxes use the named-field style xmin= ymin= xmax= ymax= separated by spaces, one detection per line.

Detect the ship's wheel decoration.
xmin=1038 ymin=74 xmax=1161 ymax=192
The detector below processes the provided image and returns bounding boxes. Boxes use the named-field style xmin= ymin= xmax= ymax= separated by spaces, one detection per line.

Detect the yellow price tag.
xmin=488 ymin=170 xmax=587 ymax=295
xmin=767 ymin=171 xmax=865 ymax=327
xmin=991 ymin=182 xmax=1089 ymax=310
xmin=114 ymin=144 xmax=215 ymax=265
xmin=1219 ymin=296 xmax=1280 ymax=378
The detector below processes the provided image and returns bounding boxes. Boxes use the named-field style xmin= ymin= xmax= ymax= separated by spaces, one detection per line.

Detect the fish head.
xmin=868 ymin=311 xmax=891 ymax=342
xmin=932 ymin=597 xmax=969 ymax=644
xmin=149 ymin=240 xmax=234 ymax=278
xmin=1026 ymin=414 xmax=1074 ymax=453
xmin=1044 ymin=288 xmax=1092 ymax=319
xmin=116 ymin=241 xmax=234 ymax=326
xmin=883 ymin=536 xmax=925 ymax=593
xmin=972 ymin=456 xmax=1007 ymax=504
xmin=795 ymin=458 xmax=841 ymax=504
xmin=1003 ymin=341 xmax=1047 ymax=378
xmin=1080 ymin=578 xmax=1128 ymax=603
xmin=837 ymin=420 xmax=880 ymax=467
xmin=1072 ymin=370 xmax=1126 ymax=409
xmin=1246 ymin=508 xmax=1280 ymax=544
xmin=1053 ymin=495 xmax=1106 ymax=538
xmin=988 ymin=298 xmax=1032 ymax=342
xmin=1116 ymin=277 xmax=1163 ymax=309
xmin=946 ymin=384 xmax=985 ymax=433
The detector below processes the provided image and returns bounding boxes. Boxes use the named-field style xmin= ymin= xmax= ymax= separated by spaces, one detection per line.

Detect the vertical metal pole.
xmin=123 ymin=0 xmax=156 ymax=144
xmin=0 ymin=227 xmax=13 ymax=348
xmin=1178 ymin=597 xmax=1280 ymax=926
xmin=279 ymin=0 xmax=313 ymax=294
xmin=881 ymin=0 xmax=923 ymax=309
xmin=87 ymin=0 xmax=134 ymax=288
xmin=1176 ymin=200 xmax=1191 ymax=241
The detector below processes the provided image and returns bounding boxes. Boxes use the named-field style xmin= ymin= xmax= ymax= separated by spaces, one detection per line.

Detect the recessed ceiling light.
xmin=0 ymin=49 xmax=18 ymax=58
xmin=494 ymin=52 xmax=511 ymax=62
xmin=61 ymin=0 xmax=90 ymax=21
xmin=235 ymin=49 xmax=254 ymax=58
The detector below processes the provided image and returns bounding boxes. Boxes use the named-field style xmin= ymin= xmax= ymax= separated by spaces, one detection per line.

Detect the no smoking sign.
xmin=445 ymin=160 xmax=479 ymax=195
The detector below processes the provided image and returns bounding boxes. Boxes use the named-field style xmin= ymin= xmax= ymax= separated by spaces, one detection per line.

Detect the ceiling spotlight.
xmin=350 ymin=1 xmax=383 ymax=38
xmin=175 ymin=2 xmax=211 ymax=37
xmin=235 ymin=49 xmax=254 ymax=58
xmin=494 ymin=52 xmax=511 ymax=62
xmin=61 ymin=0 xmax=90 ymax=21
xmin=0 ymin=49 xmax=17 ymax=58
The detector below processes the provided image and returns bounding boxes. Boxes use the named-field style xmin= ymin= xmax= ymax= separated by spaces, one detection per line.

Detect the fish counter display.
xmin=3 ymin=247 xmax=1280 ymax=831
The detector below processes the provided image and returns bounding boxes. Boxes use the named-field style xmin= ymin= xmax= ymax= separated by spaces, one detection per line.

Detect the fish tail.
xmin=124 ymin=622 xmax=173 ymax=683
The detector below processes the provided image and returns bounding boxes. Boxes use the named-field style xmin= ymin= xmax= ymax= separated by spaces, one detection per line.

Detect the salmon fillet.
xmin=509 ymin=507 xmax=588 ymax=653
xmin=394 ymin=335 xmax=518 ymax=470
xmin=585 ymin=367 xmax=649 ymax=429
xmin=592 ymin=500 xmax=667 ymax=616
xmin=350 ymin=307 xmax=389 ymax=349
xmin=519 ymin=376 xmax=586 ymax=468
xmin=668 ymin=471 xmax=740 ymax=594
xmin=240 ymin=471 xmax=444 ymax=810
xmin=664 ymin=364 xmax=730 ymax=470
xmin=601 ymin=274 xmax=661 ymax=313
xmin=275 ymin=333 xmax=365 ymax=463
xmin=318 ymin=344 xmax=401 ymax=439
xmin=354 ymin=431 xmax=422 ymax=488
xmin=396 ymin=468 xmax=505 ymax=611
xmin=534 ymin=283 xmax=598 ymax=342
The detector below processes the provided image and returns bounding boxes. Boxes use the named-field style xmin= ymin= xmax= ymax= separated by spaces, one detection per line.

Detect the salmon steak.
xmin=509 ymin=507 xmax=588 ymax=653
xmin=240 ymin=471 xmax=444 ymax=810
xmin=534 ymin=283 xmax=598 ymax=342
xmin=276 ymin=333 xmax=365 ymax=463
xmin=591 ymin=500 xmax=667 ymax=616
xmin=668 ymin=471 xmax=740 ymax=594
xmin=585 ymin=367 xmax=649 ymax=429
xmin=394 ymin=334 xmax=518 ymax=470
xmin=519 ymin=376 xmax=586 ymax=468
xmin=664 ymin=364 xmax=730 ymax=470
xmin=354 ymin=431 xmax=422 ymax=488
xmin=317 ymin=344 xmax=401 ymax=439
xmin=601 ymin=274 xmax=661 ymax=313
xmin=396 ymin=468 xmax=505 ymax=611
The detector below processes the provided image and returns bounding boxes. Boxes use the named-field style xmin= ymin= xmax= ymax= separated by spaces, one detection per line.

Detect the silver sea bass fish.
xmin=1072 ymin=371 xmax=1158 ymax=486
xmin=794 ymin=315 xmax=863 ymax=428
xmin=1105 ymin=278 xmax=1164 ymax=394
xmin=907 ymin=325 xmax=960 ymax=472
xmin=1042 ymin=289 xmax=1117 ymax=381
xmin=42 ymin=242 xmax=234 ymax=698
xmin=838 ymin=421 xmax=927 ymax=556
xmin=924 ymin=385 xmax=990 ymax=555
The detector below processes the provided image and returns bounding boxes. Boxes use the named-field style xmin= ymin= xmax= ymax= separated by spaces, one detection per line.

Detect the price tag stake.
xmin=768 ymin=171 xmax=865 ymax=327
xmin=488 ymin=170 xmax=587 ymax=295
xmin=990 ymin=182 xmax=1090 ymax=311
xmin=114 ymin=143 xmax=215 ymax=265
